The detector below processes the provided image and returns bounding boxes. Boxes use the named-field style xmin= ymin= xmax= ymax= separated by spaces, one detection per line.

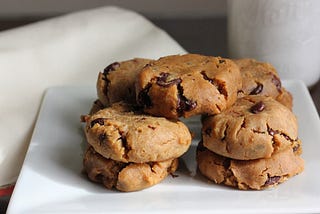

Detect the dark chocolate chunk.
xmin=103 ymin=62 xmax=120 ymax=75
xmin=90 ymin=118 xmax=105 ymax=128
xmin=267 ymin=127 xmax=279 ymax=136
xmin=200 ymin=71 xmax=227 ymax=99
xmin=222 ymin=158 xmax=231 ymax=169
xmin=147 ymin=125 xmax=156 ymax=130
xmin=205 ymin=128 xmax=212 ymax=136
xmin=250 ymin=101 xmax=265 ymax=114
xmin=138 ymin=83 xmax=152 ymax=107
xmin=264 ymin=175 xmax=281 ymax=186
xmin=271 ymin=74 xmax=282 ymax=92
xmin=250 ymin=82 xmax=263 ymax=95
xmin=118 ymin=131 xmax=129 ymax=152
xmin=101 ymin=62 xmax=120 ymax=98
xmin=293 ymin=144 xmax=300 ymax=152
xmin=156 ymin=72 xmax=182 ymax=87
xmin=177 ymin=84 xmax=197 ymax=115
xmin=200 ymin=71 xmax=213 ymax=84
xmin=98 ymin=133 xmax=106 ymax=143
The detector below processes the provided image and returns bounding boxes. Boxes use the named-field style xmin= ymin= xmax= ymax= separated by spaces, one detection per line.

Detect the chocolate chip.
xmin=271 ymin=74 xmax=282 ymax=92
xmin=177 ymin=98 xmax=197 ymax=114
xmin=264 ymin=175 xmax=281 ymax=186
xmin=293 ymin=144 xmax=300 ymax=152
xmin=222 ymin=159 xmax=230 ymax=169
xmin=177 ymin=84 xmax=197 ymax=115
xmin=205 ymin=128 xmax=212 ymax=136
xmin=98 ymin=133 xmax=106 ymax=143
xmin=250 ymin=101 xmax=265 ymax=114
xmin=147 ymin=125 xmax=156 ymax=130
xmin=282 ymin=134 xmax=291 ymax=141
xmin=101 ymin=62 xmax=119 ymax=99
xmin=250 ymin=83 xmax=263 ymax=95
xmin=138 ymin=83 xmax=152 ymax=107
xmin=185 ymin=100 xmax=197 ymax=110
xmin=267 ymin=127 xmax=279 ymax=136
xmin=200 ymin=71 xmax=213 ymax=84
xmin=156 ymin=72 xmax=182 ymax=87
xmin=94 ymin=174 xmax=104 ymax=182
xmin=90 ymin=118 xmax=105 ymax=128
xmin=103 ymin=62 xmax=120 ymax=75
xmin=219 ymin=59 xmax=226 ymax=64
xmin=118 ymin=132 xmax=129 ymax=152
xmin=200 ymin=71 xmax=227 ymax=99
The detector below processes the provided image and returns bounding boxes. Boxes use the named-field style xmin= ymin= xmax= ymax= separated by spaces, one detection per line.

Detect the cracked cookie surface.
xmin=97 ymin=58 xmax=152 ymax=106
xmin=202 ymin=95 xmax=300 ymax=160
xmin=196 ymin=142 xmax=304 ymax=190
xmin=234 ymin=58 xmax=293 ymax=109
xmin=135 ymin=54 xmax=242 ymax=119
xmin=85 ymin=102 xmax=192 ymax=163
xmin=83 ymin=146 xmax=178 ymax=192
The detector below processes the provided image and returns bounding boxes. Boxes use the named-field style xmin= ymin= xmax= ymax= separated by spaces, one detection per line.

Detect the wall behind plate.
xmin=0 ymin=0 xmax=226 ymax=18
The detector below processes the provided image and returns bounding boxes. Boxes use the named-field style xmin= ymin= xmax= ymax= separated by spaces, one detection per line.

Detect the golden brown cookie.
xmin=136 ymin=54 xmax=242 ymax=119
xmin=85 ymin=102 xmax=192 ymax=163
xmin=83 ymin=146 xmax=178 ymax=192
xmin=97 ymin=58 xmax=152 ymax=106
xmin=202 ymin=95 xmax=301 ymax=160
xmin=196 ymin=142 xmax=304 ymax=190
xmin=276 ymin=88 xmax=293 ymax=110
xmin=234 ymin=58 xmax=293 ymax=109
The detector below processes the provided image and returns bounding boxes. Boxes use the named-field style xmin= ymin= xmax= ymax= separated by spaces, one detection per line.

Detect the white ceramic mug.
xmin=227 ymin=0 xmax=320 ymax=87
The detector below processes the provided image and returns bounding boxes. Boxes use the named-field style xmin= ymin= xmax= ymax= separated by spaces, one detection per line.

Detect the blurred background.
xmin=0 ymin=0 xmax=227 ymax=56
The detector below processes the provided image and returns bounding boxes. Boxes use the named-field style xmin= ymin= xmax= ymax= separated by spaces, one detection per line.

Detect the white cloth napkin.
xmin=0 ymin=6 xmax=186 ymax=187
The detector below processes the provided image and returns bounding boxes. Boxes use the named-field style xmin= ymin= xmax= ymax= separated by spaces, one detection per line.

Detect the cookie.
xmin=202 ymin=95 xmax=301 ymax=160
xmin=97 ymin=58 xmax=152 ymax=106
xmin=276 ymin=88 xmax=293 ymax=110
xmin=83 ymin=146 xmax=178 ymax=192
xmin=85 ymin=102 xmax=192 ymax=163
xmin=234 ymin=58 xmax=293 ymax=109
xmin=196 ymin=142 xmax=304 ymax=190
xmin=135 ymin=54 xmax=242 ymax=119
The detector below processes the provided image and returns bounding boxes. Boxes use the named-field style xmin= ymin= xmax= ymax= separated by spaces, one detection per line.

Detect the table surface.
xmin=0 ymin=16 xmax=319 ymax=214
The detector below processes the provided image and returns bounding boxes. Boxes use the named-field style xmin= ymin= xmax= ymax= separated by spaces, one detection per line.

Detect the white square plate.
xmin=7 ymin=80 xmax=320 ymax=213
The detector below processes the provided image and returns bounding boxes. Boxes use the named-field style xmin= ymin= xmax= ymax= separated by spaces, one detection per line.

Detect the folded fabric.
xmin=0 ymin=6 xmax=186 ymax=187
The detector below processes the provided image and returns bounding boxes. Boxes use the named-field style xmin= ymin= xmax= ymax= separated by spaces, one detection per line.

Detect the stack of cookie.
xmin=82 ymin=59 xmax=192 ymax=192
xmin=81 ymin=54 xmax=304 ymax=191
xmin=197 ymin=59 xmax=304 ymax=190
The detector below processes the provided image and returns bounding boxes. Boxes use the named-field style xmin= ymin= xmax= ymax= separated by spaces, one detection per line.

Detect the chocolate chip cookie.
xmin=202 ymin=95 xmax=301 ymax=160
xmin=234 ymin=58 xmax=293 ymax=109
xmin=85 ymin=102 xmax=192 ymax=163
xmin=83 ymin=146 xmax=178 ymax=192
xmin=97 ymin=58 xmax=152 ymax=106
xmin=276 ymin=88 xmax=293 ymax=110
xmin=196 ymin=142 xmax=304 ymax=190
xmin=136 ymin=54 xmax=242 ymax=119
